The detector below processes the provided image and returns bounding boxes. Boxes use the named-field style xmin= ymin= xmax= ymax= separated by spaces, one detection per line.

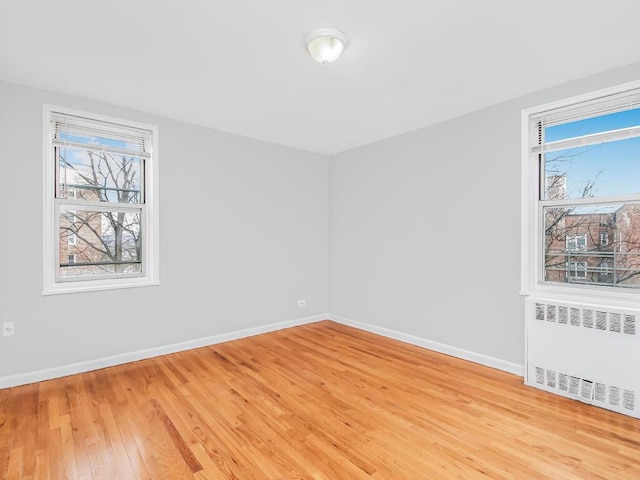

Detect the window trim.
xmin=521 ymin=79 xmax=640 ymax=305
xmin=42 ymin=105 xmax=160 ymax=295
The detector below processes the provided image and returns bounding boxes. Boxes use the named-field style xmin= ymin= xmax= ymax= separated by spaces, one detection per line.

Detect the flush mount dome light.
xmin=305 ymin=28 xmax=348 ymax=65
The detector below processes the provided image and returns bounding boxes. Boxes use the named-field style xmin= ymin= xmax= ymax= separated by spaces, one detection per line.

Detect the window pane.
xmin=545 ymin=107 xmax=640 ymax=143
xmin=57 ymin=147 xmax=142 ymax=203
xmin=543 ymin=136 xmax=640 ymax=200
xmin=59 ymin=208 xmax=142 ymax=278
xmin=544 ymin=203 xmax=640 ymax=288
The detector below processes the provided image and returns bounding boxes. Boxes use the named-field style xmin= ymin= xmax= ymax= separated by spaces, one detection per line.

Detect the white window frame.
xmin=43 ymin=105 xmax=160 ymax=295
xmin=65 ymin=209 xmax=77 ymax=246
xmin=521 ymin=80 xmax=640 ymax=305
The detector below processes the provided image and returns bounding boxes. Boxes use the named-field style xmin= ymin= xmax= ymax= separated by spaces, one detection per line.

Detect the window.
xmin=43 ymin=106 xmax=159 ymax=294
xmin=523 ymin=83 xmax=640 ymax=294
xmin=567 ymin=261 xmax=587 ymax=280
xmin=566 ymin=234 xmax=587 ymax=252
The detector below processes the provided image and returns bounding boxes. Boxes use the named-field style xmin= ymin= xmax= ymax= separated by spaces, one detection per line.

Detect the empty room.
xmin=2 ymin=1 xmax=640 ymax=478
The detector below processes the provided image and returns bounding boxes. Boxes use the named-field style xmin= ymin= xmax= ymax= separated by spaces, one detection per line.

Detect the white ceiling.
xmin=2 ymin=1 xmax=640 ymax=155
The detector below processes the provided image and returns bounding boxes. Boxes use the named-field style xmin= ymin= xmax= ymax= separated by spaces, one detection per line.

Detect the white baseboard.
xmin=0 ymin=313 xmax=329 ymax=389
xmin=330 ymin=315 xmax=524 ymax=377
xmin=0 ymin=312 xmax=523 ymax=389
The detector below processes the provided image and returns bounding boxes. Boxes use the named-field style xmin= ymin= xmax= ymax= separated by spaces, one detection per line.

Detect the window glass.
xmin=543 ymin=137 xmax=640 ymax=200
xmin=57 ymin=147 xmax=142 ymax=203
xmin=58 ymin=209 xmax=142 ymax=278
xmin=543 ymin=203 xmax=640 ymax=288
xmin=545 ymin=107 xmax=640 ymax=143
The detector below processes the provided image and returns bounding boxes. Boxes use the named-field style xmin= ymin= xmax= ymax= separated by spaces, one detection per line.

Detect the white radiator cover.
xmin=525 ymin=297 xmax=639 ymax=419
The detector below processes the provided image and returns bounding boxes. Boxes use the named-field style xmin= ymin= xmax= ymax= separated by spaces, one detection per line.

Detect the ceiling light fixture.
xmin=305 ymin=28 xmax=348 ymax=65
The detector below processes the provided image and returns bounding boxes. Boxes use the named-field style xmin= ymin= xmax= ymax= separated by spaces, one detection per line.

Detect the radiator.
xmin=525 ymin=297 xmax=639 ymax=418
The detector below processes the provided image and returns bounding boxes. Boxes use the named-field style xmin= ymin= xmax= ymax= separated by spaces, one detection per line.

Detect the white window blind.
xmin=531 ymin=87 xmax=640 ymax=128
xmin=51 ymin=112 xmax=153 ymax=158
xmin=531 ymin=87 xmax=640 ymax=155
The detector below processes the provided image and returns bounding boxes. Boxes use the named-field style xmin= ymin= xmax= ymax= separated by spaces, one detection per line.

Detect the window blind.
xmin=51 ymin=112 xmax=152 ymax=158
xmin=532 ymin=87 xmax=640 ymax=127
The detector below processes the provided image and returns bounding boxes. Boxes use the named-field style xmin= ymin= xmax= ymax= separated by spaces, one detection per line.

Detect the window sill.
xmin=521 ymin=282 xmax=640 ymax=309
xmin=42 ymin=278 xmax=160 ymax=296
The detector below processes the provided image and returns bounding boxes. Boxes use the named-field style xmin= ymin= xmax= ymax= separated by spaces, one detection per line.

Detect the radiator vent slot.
xmin=580 ymin=380 xmax=594 ymax=400
xmin=624 ymin=315 xmax=636 ymax=335
xmin=595 ymin=383 xmax=606 ymax=402
xmin=569 ymin=376 xmax=580 ymax=396
xmin=596 ymin=311 xmax=607 ymax=330
xmin=570 ymin=308 xmax=581 ymax=326
xmin=610 ymin=313 xmax=621 ymax=333
xmin=623 ymin=390 xmax=635 ymax=410
xmin=536 ymin=303 xmax=545 ymax=321
xmin=546 ymin=370 xmax=556 ymax=388
xmin=583 ymin=309 xmax=594 ymax=328
xmin=547 ymin=304 xmax=556 ymax=322
xmin=610 ymin=386 xmax=620 ymax=406
xmin=558 ymin=374 xmax=568 ymax=392
xmin=558 ymin=306 xmax=568 ymax=324
xmin=535 ymin=367 xmax=635 ymax=413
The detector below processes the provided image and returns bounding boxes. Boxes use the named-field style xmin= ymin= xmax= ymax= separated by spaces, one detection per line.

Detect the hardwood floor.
xmin=1 ymin=320 xmax=640 ymax=479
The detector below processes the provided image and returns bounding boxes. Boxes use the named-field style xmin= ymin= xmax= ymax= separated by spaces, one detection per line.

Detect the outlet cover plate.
xmin=3 ymin=322 xmax=15 ymax=336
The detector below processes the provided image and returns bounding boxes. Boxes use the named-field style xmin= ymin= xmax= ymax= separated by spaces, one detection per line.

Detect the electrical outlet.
xmin=297 ymin=299 xmax=306 ymax=308
xmin=3 ymin=322 xmax=15 ymax=337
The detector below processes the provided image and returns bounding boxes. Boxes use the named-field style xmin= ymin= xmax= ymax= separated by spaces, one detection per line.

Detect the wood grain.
xmin=1 ymin=320 xmax=640 ymax=479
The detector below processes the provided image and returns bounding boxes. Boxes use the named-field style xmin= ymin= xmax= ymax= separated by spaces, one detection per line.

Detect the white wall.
xmin=329 ymin=61 xmax=640 ymax=366
xmin=0 ymin=80 xmax=329 ymax=379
